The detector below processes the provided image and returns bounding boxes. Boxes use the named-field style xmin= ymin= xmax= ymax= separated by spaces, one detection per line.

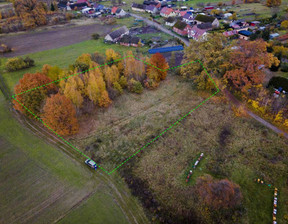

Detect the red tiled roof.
xmin=276 ymin=33 xmax=288 ymax=42
xmin=160 ymin=7 xmax=174 ymax=15
xmin=179 ymin=11 xmax=187 ymax=17
xmin=111 ymin=6 xmax=118 ymax=14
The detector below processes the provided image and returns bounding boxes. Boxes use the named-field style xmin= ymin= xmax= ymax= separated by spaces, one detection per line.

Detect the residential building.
xmin=194 ymin=14 xmax=219 ymax=27
xmin=188 ymin=23 xmax=212 ymax=40
xmin=115 ymin=8 xmax=126 ymax=17
xmin=119 ymin=35 xmax=141 ymax=47
xmin=104 ymin=26 xmax=129 ymax=42
xmin=131 ymin=3 xmax=145 ymax=12
xmin=276 ymin=33 xmax=288 ymax=44
xmin=173 ymin=20 xmax=191 ymax=36
xmin=182 ymin=13 xmax=193 ymax=23
xmin=238 ymin=30 xmax=252 ymax=40
xmin=111 ymin=6 xmax=118 ymax=14
xmin=160 ymin=7 xmax=176 ymax=17
xmin=165 ymin=17 xmax=176 ymax=26
xmin=146 ymin=5 xmax=158 ymax=14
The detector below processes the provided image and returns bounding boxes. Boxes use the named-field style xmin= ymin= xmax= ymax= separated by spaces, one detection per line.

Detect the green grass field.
xmin=0 ymin=91 xmax=148 ymax=224
xmin=0 ymin=38 xmax=149 ymax=92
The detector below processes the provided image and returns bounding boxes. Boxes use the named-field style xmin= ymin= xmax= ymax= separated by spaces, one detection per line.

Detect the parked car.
xmin=85 ymin=159 xmax=98 ymax=169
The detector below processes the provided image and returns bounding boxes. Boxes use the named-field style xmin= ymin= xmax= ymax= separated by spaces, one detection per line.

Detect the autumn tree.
xmin=13 ymin=0 xmax=47 ymax=29
xmin=147 ymin=53 xmax=169 ymax=82
xmin=224 ymin=40 xmax=279 ymax=93
xmin=62 ymin=76 xmax=84 ymax=109
xmin=85 ymin=66 xmax=111 ymax=107
xmin=181 ymin=33 xmax=229 ymax=90
xmin=73 ymin=53 xmax=93 ymax=72
xmin=42 ymin=64 xmax=64 ymax=81
xmin=196 ymin=174 xmax=242 ymax=209
xmin=42 ymin=93 xmax=79 ymax=136
xmin=266 ymin=0 xmax=281 ymax=7
xmin=14 ymin=73 xmax=57 ymax=116
xmin=123 ymin=52 xmax=146 ymax=81
xmin=281 ymin=20 xmax=288 ymax=29
xmin=105 ymin=49 xmax=124 ymax=73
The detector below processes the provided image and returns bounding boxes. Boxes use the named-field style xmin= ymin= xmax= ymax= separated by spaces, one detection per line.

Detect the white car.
xmin=85 ymin=159 xmax=98 ymax=170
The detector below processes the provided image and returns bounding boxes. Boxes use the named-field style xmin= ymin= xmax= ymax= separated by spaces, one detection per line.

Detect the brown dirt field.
xmin=0 ymin=23 xmax=117 ymax=57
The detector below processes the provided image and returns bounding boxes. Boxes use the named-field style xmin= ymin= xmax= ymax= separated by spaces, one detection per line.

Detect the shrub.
xmin=128 ymin=78 xmax=143 ymax=94
xmin=91 ymin=33 xmax=100 ymax=40
xmin=280 ymin=63 xmax=288 ymax=72
xmin=6 ymin=56 xmax=34 ymax=72
xmin=113 ymin=81 xmax=123 ymax=94
xmin=268 ymin=76 xmax=288 ymax=92
xmin=119 ymin=76 xmax=128 ymax=88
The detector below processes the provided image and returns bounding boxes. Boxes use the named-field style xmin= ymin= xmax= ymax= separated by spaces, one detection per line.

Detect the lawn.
xmin=0 ymin=91 xmax=148 ymax=224
xmin=0 ymin=38 xmax=149 ymax=92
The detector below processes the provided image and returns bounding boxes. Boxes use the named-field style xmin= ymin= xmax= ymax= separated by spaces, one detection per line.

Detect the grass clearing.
xmin=0 ymin=38 xmax=149 ymax=92
xmin=0 ymin=91 xmax=148 ymax=224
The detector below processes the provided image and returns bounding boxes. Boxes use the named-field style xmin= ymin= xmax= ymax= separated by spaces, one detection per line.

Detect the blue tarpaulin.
xmin=148 ymin=45 xmax=184 ymax=54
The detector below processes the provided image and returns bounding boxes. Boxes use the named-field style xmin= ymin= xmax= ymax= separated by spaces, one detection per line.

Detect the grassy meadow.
xmin=0 ymin=38 xmax=149 ymax=92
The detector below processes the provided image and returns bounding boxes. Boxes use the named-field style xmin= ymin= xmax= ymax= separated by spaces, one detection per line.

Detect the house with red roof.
xmin=160 ymin=7 xmax=176 ymax=17
xmin=188 ymin=23 xmax=212 ymax=40
xmin=173 ymin=20 xmax=191 ymax=36
xmin=111 ymin=6 xmax=118 ymax=14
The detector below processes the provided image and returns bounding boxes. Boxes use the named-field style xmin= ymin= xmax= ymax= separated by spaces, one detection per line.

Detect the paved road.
xmin=129 ymin=13 xmax=190 ymax=46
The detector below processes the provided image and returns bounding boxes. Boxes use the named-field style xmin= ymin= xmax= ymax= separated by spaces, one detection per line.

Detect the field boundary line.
xmin=12 ymin=57 xmax=219 ymax=174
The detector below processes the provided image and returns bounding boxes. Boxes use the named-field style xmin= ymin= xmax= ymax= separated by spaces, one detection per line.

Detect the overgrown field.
xmin=69 ymin=74 xmax=212 ymax=172
xmin=130 ymin=93 xmax=288 ymax=223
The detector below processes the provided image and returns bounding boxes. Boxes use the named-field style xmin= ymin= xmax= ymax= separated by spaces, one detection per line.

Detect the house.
xmin=223 ymin=30 xmax=238 ymax=37
xmin=194 ymin=14 xmax=219 ymax=28
xmin=165 ymin=17 xmax=176 ymax=26
xmin=67 ymin=2 xmax=89 ymax=10
xmin=238 ymin=30 xmax=252 ymax=40
xmin=131 ymin=3 xmax=145 ymax=12
xmin=93 ymin=3 xmax=104 ymax=11
xmin=111 ymin=6 xmax=118 ymax=14
xmin=276 ymin=33 xmax=288 ymax=44
xmin=173 ymin=20 xmax=191 ymax=36
xmin=182 ymin=13 xmax=193 ymax=23
xmin=104 ymin=26 xmax=129 ymax=42
xmin=204 ymin=6 xmax=214 ymax=10
xmin=223 ymin=13 xmax=232 ymax=19
xmin=250 ymin=21 xmax=260 ymax=26
xmin=179 ymin=10 xmax=187 ymax=17
xmin=57 ymin=1 xmax=68 ymax=10
xmin=188 ymin=23 xmax=212 ymax=40
xmin=119 ymin=35 xmax=141 ymax=47
xmin=270 ymin=33 xmax=280 ymax=39
xmin=160 ymin=7 xmax=176 ymax=17
xmin=146 ymin=5 xmax=158 ymax=14
xmin=115 ymin=8 xmax=126 ymax=17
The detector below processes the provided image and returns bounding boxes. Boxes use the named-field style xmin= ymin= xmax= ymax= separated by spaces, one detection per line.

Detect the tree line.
xmin=13 ymin=50 xmax=169 ymax=136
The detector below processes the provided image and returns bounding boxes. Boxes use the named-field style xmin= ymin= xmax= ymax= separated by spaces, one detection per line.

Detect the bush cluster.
xmin=6 ymin=56 xmax=35 ymax=72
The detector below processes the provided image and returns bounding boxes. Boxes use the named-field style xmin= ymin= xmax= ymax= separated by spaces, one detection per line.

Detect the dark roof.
xmin=148 ymin=45 xmax=184 ymax=54
xmin=146 ymin=5 xmax=156 ymax=11
xmin=173 ymin=20 xmax=187 ymax=30
xmin=197 ymin=22 xmax=212 ymax=29
xmin=69 ymin=2 xmax=88 ymax=9
xmin=195 ymin=14 xmax=215 ymax=23
xmin=183 ymin=13 xmax=192 ymax=19
xmin=116 ymin=8 xmax=123 ymax=13
xmin=132 ymin=3 xmax=145 ymax=9
xmin=109 ymin=26 xmax=129 ymax=40
xmin=238 ymin=30 xmax=252 ymax=36
xmin=58 ymin=2 xmax=67 ymax=8
xmin=166 ymin=17 xmax=176 ymax=22
xmin=119 ymin=35 xmax=140 ymax=44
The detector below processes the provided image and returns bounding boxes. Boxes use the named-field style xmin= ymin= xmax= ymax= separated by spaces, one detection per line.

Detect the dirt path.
xmin=0 ymin=22 xmax=116 ymax=57
xmin=223 ymin=89 xmax=288 ymax=139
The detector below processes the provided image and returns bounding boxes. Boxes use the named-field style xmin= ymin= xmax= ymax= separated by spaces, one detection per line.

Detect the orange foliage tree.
xmin=13 ymin=0 xmax=47 ymax=29
xmin=147 ymin=53 xmax=169 ymax=82
xmin=196 ymin=174 xmax=242 ymax=209
xmin=224 ymin=40 xmax=275 ymax=93
xmin=13 ymin=73 xmax=57 ymax=116
xmin=42 ymin=93 xmax=79 ymax=136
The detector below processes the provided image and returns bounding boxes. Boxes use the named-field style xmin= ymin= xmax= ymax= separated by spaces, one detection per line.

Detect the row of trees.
xmin=181 ymin=34 xmax=288 ymax=129
xmin=13 ymin=50 xmax=169 ymax=136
